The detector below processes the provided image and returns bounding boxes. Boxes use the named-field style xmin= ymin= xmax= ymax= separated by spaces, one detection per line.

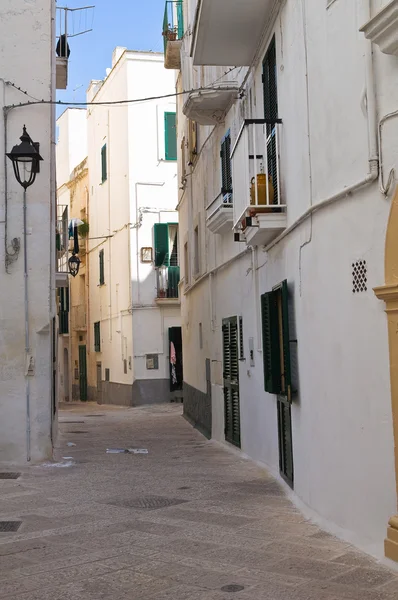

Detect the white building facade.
xmin=0 ymin=0 xmax=58 ymax=463
xmin=56 ymin=108 xmax=88 ymax=404
xmin=87 ymin=49 xmax=181 ymax=406
xmin=172 ymin=0 xmax=398 ymax=561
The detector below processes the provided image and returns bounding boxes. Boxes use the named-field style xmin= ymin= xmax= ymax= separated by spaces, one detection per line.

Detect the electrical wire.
xmin=4 ymin=85 xmax=242 ymax=112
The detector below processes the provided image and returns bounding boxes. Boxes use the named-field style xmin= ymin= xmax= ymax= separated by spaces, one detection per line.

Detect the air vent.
xmin=352 ymin=260 xmax=367 ymax=293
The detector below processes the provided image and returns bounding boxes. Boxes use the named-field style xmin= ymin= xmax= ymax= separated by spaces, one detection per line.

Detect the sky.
xmin=56 ymin=0 xmax=166 ymax=113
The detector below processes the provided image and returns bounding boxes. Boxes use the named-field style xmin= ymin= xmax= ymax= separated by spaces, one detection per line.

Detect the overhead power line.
xmin=4 ymin=84 xmax=243 ymax=112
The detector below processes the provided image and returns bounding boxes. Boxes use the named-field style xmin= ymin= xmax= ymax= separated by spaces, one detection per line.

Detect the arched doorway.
xmin=64 ymin=347 xmax=69 ymax=403
xmin=374 ymin=185 xmax=398 ymax=563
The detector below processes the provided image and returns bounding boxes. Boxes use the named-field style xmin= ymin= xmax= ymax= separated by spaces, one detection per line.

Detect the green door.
xmin=222 ymin=317 xmax=241 ymax=448
xmin=79 ymin=345 xmax=88 ymax=402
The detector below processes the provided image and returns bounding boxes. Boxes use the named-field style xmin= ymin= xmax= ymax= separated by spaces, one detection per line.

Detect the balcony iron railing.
xmin=157 ymin=266 xmax=180 ymax=299
xmin=231 ymin=120 xmax=284 ymax=230
xmin=163 ymin=1 xmax=184 ymax=51
xmin=206 ymin=192 xmax=234 ymax=235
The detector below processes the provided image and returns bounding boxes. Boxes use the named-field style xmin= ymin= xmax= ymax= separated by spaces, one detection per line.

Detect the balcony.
xmin=183 ymin=83 xmax=239 ymax=126
xmin=163 ymin=1 xmax=184 ymax=69
xmin=231 ymin=120 xmax=286 ymax=247
xmin=56 ymin=205 xmax=69 ymax=287
xmin=206 ymin=192 xmax=233 ymax=234
xmin=191 ymin=0 xmax=280 ymax=66
xmin=360 ymin=0 xmax=398 ymax=56
xmin=156 ymin=266 xmax=180 ymax=304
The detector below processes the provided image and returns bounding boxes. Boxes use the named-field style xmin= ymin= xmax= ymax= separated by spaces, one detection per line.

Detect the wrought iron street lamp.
xmin=68 ymin=253 xmax=81 ymax=277
xmin=6 ymin=125 xmax=43 ymax=463
xmin=6 ymin=125 xmax=43 ymax=189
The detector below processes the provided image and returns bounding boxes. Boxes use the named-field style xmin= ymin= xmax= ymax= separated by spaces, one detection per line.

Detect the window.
xmin=194 ymin=225 xmax=199 ymax=275
xmin=188 ymin=120 xmax=198 ymax=165
xmin=261 ymin=280 xmax=293 ymax=400
xmin=184 ymin=242 xmax=189 ymax=284
xmin=94 ymin=322 xmax=101 ymax=352
xmin=154 ymin=223 xmax=179 ymax=267
xmin=199 ymin=323 xmax=203 ymax=349
xmin=262 ymin=37 xmax=279 ymax=205
xmin=105 ymin=368 xmax=110 ymax=381
xmin=99 ymin=249 xmax=105 ymax=285
xmin=220 ymin=132 xmax=232 ymax=201
xmin=101 ymin=144 xmax=107 ymax=183
xmin=146 ymin=354 xmax=159 ymax=370
xmin=59 ymin=287 xmax=69 ymax=335
xmin=140 ymin=247 xmax=153 ymax=263
xmin=164 ymin=112 xmax=177 ymax=160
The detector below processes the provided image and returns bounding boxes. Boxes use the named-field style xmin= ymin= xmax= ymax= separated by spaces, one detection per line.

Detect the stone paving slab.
xmin=0 ymin=402 xmax=398 ymax=599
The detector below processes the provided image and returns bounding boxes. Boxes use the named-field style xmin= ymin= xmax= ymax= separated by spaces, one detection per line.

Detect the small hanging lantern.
xmin=6 ymin=125 xmax=43 ymax=189
xmin=68 ymin=253 xmax=81 ymax=277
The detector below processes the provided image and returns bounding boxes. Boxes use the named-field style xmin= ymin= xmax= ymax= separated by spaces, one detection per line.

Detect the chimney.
xmin=112 ymin=47 xmax=127 ymax=67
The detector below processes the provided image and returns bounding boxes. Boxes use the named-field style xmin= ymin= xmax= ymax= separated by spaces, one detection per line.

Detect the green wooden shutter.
xmin=164 ymin=112 xmax=177 ymax=161
xmin=94 ymin=322 xmax=101 ymax=352
xmin=263 ymin=37 xmax=278 ymax=125
xmin=99 ymin=249 xmax=105 ymax=285
xmin=220 ymin=134 xmax=232 ymax=196
xmin=101 ymin=144 xmax=107 ymax=183
xmin=154 ymin=223 xmax=169 ymax=266
xmin=223 ymin=317 xmax=241 ymax=448
xmin=222 ymin=321 xmax=233 ymax=443
xmin=281 ymin=280 xmax=292 ymax=402
xmin=261 ymin=291 xmax=281 ymax=394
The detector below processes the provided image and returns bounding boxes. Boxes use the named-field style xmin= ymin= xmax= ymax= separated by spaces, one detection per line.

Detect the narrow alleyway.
xmin=1 ymin=404 xmax=398 ymax=600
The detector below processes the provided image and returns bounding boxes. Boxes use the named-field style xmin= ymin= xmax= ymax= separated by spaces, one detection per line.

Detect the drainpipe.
xmin=362 ymin=0 xmax=378 ymax=172
xmin=107 ymin=110 xmax=112 ymax=342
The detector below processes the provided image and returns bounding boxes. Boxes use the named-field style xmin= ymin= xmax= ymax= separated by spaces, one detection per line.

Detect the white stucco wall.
xmin=88 ymin=50 xmax=180 ymax=397
xmin=56 ymin=108 xmax=88 ymax=404
xmin=178 ymin=0 xmax=398 ymax=555
xmin=0 ymin=0 xmax=56 ymax=464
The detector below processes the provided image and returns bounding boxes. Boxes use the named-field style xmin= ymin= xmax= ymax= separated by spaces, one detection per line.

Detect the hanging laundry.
xmin=73 ymin=224 xmax=79 ymax=255
xmin=170 ymin=341 xmax=176 ymax=365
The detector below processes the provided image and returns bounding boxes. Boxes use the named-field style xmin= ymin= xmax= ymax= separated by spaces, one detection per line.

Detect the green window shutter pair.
xmin=101 ymin=144 xmax=107 ymax=183
xmin=99 ymin=249 xmax=105 ymax=285
xmin=222 ymin=317 xmax=241 ymax=448
xmin=154 ymin=223 xmax=170 ymax=267
xmin=220 ymin=133 xmax=232 ymax=196
xmin=263 ymin=36 xmax=278 ymax=125
xmin=94 ymin=322 xmax=101 ymax=352
xmin=261 ymin=280 xmax=292 ymax=401
xmin=164 ymin=112 xmax=177 ymax=161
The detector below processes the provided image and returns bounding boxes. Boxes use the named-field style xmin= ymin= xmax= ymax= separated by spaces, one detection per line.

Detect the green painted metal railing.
xmin=163 ymin=0 xmax=184 ymax=54
xmin=167 ymin=266 xmax=180 ymax=298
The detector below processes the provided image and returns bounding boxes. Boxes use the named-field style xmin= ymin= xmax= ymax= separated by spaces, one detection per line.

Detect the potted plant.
xmin=78 ymin=218 xmax=89 ymax=238
xmin=163 ymin=24 xmax=177 ymax=42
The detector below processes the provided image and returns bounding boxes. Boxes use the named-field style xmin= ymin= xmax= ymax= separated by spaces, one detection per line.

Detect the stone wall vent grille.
xmin=352 ymin=260 xmax=367 ymax=293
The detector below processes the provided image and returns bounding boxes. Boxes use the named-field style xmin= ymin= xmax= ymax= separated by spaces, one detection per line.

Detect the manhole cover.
xmin=0 ymin=473 xmax=21 ymax=480
xmin=66 ymin=431 xmax=88 ymax=434
xmin=0 ymin=521 xmax=22 ymax=532
xmin=221 ymin=585 xmax=245 ymax=593
xmin=106 ymin=496 xmax=188 ymax=510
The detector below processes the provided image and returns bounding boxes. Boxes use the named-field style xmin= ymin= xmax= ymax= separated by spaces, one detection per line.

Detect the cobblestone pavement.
xmin=1 ymin=403 xmax=398 ymax=599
